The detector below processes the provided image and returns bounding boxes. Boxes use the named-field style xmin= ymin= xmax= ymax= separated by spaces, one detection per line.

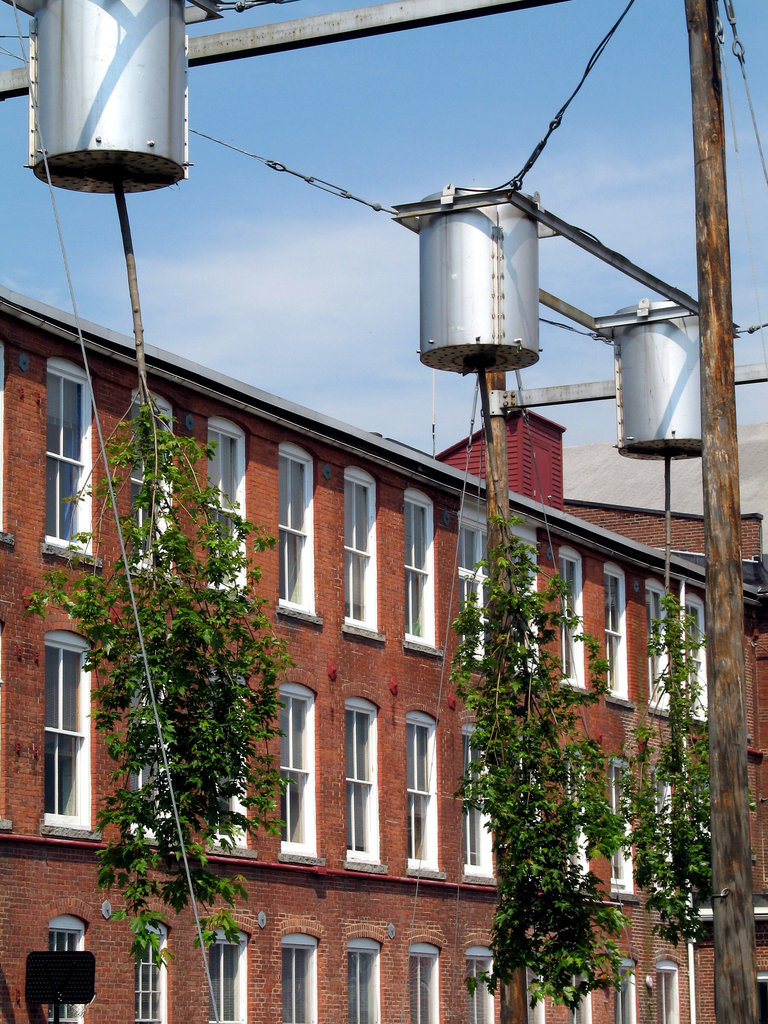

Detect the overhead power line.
xmin=458 ymin=0 xmax=638 ymax=194
xmin=190 ymin=128 xmax=395 ymax=213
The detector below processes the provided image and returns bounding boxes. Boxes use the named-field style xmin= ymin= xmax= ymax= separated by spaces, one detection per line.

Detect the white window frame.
xmin=757 ymin=971 xmax=768 ymax=1023
xmin=345 ymin=697 xmax=379 ymax=863
xmin=566 ymin=757 xmax=590 ymax=879
xmin=279 ymin=443 xmax=315 ymax=614
xmin=656 ymin=960 xmax=679 ymax=1024
xmin=559 ymin=547 xmax=584 ymax=688
xmin=48 ymin=915 xmax=86 ymax=1024
xmin=208 ymin=416 xmax=246 ymax=534
xmin=347 ymin=938 xmax=380 ymax=1024
xmin=646 ymin=580 xmax=668 ymax=710
xmin=344 ymin=467 xmax=377 ymax=629
xmin=458 ymin=507 xmax=487 ymax=653
xmin=569 ymin=982 xmax=593 ymax=1024
xmin=280 ymin=683 xmax=316 ymax=857
xmin=130 ymin=392 xmax=172 ymax=562
xmin=408 ymin=943 xmax=439 ymax=1024
xmin=462 ymin=726 xmax=492 ymax=878
xmin=44 ymin=631 xmax=90 ymax=829
xmin=525 ymin=968 xmax=546 ymax=1024
xmin=406 ymin=711 xmax=438 ymax=870
xmin=215 ymin=779 xmax=248 ymax=850
xmin=404 ymin=489 xmax=435 ymax=645
xmin=208 ymin=929 xmax=247 ymax=1024
xmin=46 ymin=358 xmax=91 ymax=548
xmin=604 ymin=565 xmax=628 ymax=698
xmin=282 ymin=934 xmax=317 ymax=1024
xmin=684 ymin=593 xmax=707 ymax=718
xmin=466 ymin=946 xmax=493 ymax=1024
xmin=609 ymin=761 xmax=633 ymax=894
xmin=135 ymin=924 xmax=168 ymax=1024
xmin=615 ymin=959 xmax=636 ymax=1024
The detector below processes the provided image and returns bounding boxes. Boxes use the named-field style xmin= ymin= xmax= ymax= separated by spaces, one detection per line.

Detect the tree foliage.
xmin=451 ymin=520 xmax=628 ymax=1010
xmin=628 ymin=593 xmax=711 ymax=945
xmin=29 ymin=403 xmax=290 ymax=958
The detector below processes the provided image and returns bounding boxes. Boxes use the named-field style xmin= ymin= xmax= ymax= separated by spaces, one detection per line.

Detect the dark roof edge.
xmin=565 ymin=496 xmax=762 ymax=523
xmin=2 ymin=284 xmax=759 ymax=599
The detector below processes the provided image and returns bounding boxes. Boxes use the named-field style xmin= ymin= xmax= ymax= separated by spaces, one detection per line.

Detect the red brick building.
xmin=0 ymin=283 xmax=766 ymax=1024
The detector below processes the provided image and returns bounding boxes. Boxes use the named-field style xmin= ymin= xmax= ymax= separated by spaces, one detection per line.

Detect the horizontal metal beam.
xmin=0 ymin=66 xmax=26 ymax=101
xmin=505 ymin=361 xmax=767 ymax=408
xmin=508 ymin=191 xmax=701 ymax=315
xmin=506 ymin=380 xmax=617 ymax=407
xmin=187 ymin=0 xmax=570 ymax=66
xmin=0 ymin=0 xmax=568 ymax=100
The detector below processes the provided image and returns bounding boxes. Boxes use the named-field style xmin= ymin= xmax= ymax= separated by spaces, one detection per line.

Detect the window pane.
xmin=45 ymin=650 xmax=59 ymax=728
xmin=288 ymin=460 xmax=303 ymax=530
xmin=61 ymin=649 xmax=80 ymax=731
xmin=61 ymin=378 xmax=82 ymax=460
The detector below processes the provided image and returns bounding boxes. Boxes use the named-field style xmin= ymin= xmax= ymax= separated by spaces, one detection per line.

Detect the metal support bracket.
xmin=488 ymin=389 xmax=509 ymax=415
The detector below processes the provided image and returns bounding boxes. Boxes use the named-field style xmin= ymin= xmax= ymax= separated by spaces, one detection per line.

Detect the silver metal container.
xmin=28 ymin=0 xmax=187 ymax=192
xmin=614 ymin=302 xmax=701 ymax=458
xmin=418 ymin=194 xmax=539 ymax=372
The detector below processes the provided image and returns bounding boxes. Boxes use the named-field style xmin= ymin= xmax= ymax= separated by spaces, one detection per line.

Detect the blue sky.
xmin=0 ymin=0 xmax=766 ymax=454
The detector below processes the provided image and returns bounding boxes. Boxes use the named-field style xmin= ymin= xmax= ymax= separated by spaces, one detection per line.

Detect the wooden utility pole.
xmin=684 ymin=0 xmax=757 ymax=1020
xmin=478 ymin=366 xmax=529 ymax=1024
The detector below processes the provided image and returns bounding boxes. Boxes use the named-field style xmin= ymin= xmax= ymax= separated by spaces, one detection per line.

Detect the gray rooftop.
xmin=563 ymin=421 xmax=768 ymax=524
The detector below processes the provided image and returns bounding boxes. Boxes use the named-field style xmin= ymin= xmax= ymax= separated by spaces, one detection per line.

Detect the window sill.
xmin=341 ymin=622 xmax=386 ymax=644
xmin=647 ymin=702 xmax=670 ymax=718
xmin=407 ymin=865 xmax=445 ymax=881
xmin=611 ymin=889 xmax=640 ymax=905
xmin=41 ymin=824 xmax=102 ymax=841
xmin=210 ymin=843 xmax=259 ymax=859
xmin=344 ymin=859 xmax=388 ymax=874
xmin=402 ymin=639 xmax=443 ymax=658
xmin=0 ymin=531 xmax=14 ymax=549
xmin=604 ymin=693 xmax=635 ymax=711
xmin=41 ymin=542 xmax=102 ymax=568
xmin=278 ymin=851 xmax=325 ymax=867
xmin=462 ymin=871 xmax=496 ymax=886
xmin=277 ymin=605 xmax=323 ymax=628
xmin=0 ymin=818 xmax=12 ymax=832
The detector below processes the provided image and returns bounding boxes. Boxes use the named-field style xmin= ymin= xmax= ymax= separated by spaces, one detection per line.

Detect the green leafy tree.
xmin=451 ymin=520 xmax=628 ymax=1010
xmin=628 ymin=592 xmax=711 ymax=944
xmin=29 ymin=403 xmax=290 ymax=959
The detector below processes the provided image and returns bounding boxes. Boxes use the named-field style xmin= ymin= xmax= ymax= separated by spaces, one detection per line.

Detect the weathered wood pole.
xmin=684 ymin=0 xmax=757 ymax=1019
xmin=478 ymin=367 xmax=529 ymax=1024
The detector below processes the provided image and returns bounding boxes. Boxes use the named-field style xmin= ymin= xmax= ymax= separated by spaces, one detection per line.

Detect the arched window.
xmin=135 ymin=924 xmax=167 ymax=1024
xmin=44 ymin=632 xmax=90 ymax=829
xmin=462 ymin=725 xmax=492 ymax=878
xmin=282 ymin=934 xmax=317 ymax=1024
xmin=280 ymin=683 xmax=316 ymax=856
xmin=347 ymin=938 xmax=380 ymax=1024
xmin=208 ymin=929 xmax=247 ymax=1024
xmin=604 ymin=564 xmax=627 ymax=698
xmin=345 ymin=697 xmax=379 ymax=863
xmin=46 ymin=358 xmax=91 ymax=546
xmin=344 ymin=468 xmax=377 ymax=629
xmin=48 ymin=915 xmax=86 ymax=1023
xmin=279 ymin=443 xmax=314 ymax=612
xmin=466 ymin=946 xmax=493 ymax=1024
xmin=408 ymin=943 xmax=439 ymax=1024
xmin=406 ymin=712 xmax=437 ymax=870
xmin=404 ymin=489 xmax=434 ymax=644
xmin=558 ymin=547 xmax=584 ymax=688
xmin=656 ymin=960 xmax=679 ymax=1024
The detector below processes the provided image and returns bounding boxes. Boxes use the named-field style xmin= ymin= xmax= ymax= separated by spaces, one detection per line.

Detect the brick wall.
xmin=565 ymin=500 xmax=763 ymax=560
xmin=0 ymin=306 xmax=764 ymax=1023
